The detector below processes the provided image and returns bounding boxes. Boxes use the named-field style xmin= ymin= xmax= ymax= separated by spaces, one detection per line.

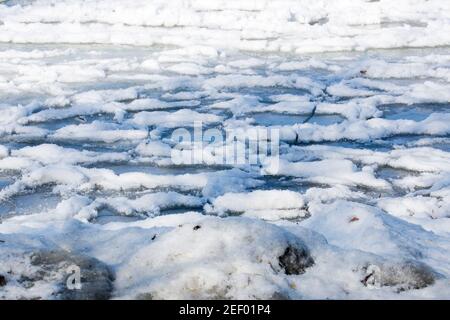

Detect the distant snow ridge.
xmin=0 ymin=0 xmax=450 ymax=52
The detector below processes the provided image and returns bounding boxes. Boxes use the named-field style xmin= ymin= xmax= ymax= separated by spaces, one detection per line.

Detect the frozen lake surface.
xmin=0 ymin=0 xmax=450 ymax=299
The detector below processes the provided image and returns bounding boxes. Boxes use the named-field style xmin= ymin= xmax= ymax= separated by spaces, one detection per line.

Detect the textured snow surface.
xmin=1 ymin=0 xmax=450 ymax=53
xmin=1 ymin=0 xmax=450 ymax=300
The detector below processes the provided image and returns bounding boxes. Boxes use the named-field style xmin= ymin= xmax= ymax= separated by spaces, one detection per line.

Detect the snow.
xmin=206 ymin=190 xmax=307 ymax=220
xmin=131 ymin=109 xmax=222 ymax=128
xmin=1 ymin=0 xmax=450 ymax=300
xmin=1 ymin=0 xmax=450 ymax=54
xmin=10 ymin=143 xmax=129 ymax=165
xmin=263 ymin=158 xmax=391 ymax=190
xmin=278 ymin=113 xmax=450 ymax=143
xmin=51 ymin=121 xmax=148 ymax=143
xmin=114 ymin=216 xmax=313 ymax=299
xmin=76 ymin=192 xmax=204 ymax=221
xmin=0 ymin=145 xmax=8 ymax=158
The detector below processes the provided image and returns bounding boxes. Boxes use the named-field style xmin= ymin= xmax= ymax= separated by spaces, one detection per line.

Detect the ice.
xmin=131 ymin=109 xmax=222 ymax=128
xmin=1 ymin=0 xmax=450 ymax=54
xmin=51 ymin=121 xmax=148 ymax=143
xmin=0 ymin=145 xmax=8 ymax=158
xmin=77 ymin=192 xmax=204 ymax=221
xmin=0 ymin=165 xmax=213 ymax=200
xmin=280 ymin=113 xmax=450 ymax=143
xmin=135 ymin=141 xmax=172 ymax=158
xmin=263 ymin=158 xmax=391 ymax=190
xmin=1 ymin=0 xmax=450 ymax=300
xmin=205 ymin=190 xmax=307 ymax=220
xmin=10 ymin=143 xmax=129 ymax=166
xmin=166 ymin=63 xmax=213 ymax=76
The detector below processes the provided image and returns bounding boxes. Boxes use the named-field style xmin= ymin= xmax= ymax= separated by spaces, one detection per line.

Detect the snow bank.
xmin=116 ymin=216 xmax=314 ymax=299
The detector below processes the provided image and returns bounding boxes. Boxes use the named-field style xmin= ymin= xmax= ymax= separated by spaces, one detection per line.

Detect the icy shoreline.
xmin=1 ymin=0 xmax=450 ymax=300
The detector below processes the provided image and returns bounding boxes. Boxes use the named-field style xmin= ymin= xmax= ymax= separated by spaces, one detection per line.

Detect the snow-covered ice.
xmin=0 ymin=0 xmax=450 ymax=300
